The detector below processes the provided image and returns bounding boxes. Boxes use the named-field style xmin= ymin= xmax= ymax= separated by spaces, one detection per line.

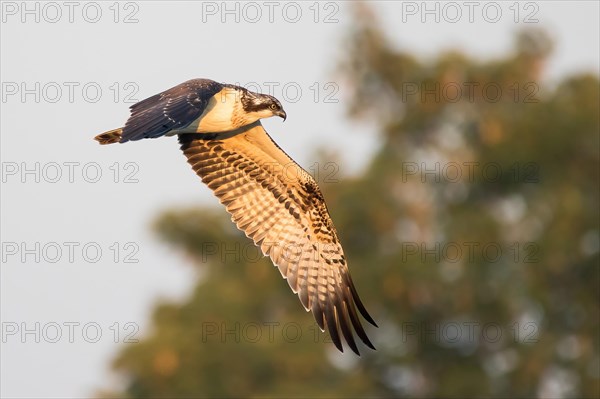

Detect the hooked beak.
xmin=276 ymin=110 xmax=287 ymax=121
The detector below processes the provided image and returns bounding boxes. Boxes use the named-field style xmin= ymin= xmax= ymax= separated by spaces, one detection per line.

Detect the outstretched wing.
xmin=120 ymin=79 xmax=223 ymax=143
xmin=178 ymin=123 xmax=377 ymax=354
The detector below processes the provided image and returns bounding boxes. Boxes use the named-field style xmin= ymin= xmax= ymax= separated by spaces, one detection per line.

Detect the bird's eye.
xmin=270 ymin=104 xmax=278 ymax=110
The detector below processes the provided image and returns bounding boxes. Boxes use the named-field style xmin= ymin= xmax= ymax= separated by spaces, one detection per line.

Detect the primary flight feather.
xmin=94 ymin=78 xmax=377 ymax=355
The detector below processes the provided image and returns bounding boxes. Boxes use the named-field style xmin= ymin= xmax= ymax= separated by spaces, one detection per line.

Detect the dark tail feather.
xmin=94 ymin=128 xmax=123 ymax=145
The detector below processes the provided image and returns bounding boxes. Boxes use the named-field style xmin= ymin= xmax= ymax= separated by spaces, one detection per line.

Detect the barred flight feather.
xmin=178 ymin=122 xmax=377 ymax=355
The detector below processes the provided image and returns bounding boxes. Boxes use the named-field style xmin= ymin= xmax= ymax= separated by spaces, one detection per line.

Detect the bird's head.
xmin=241 ymin=91 xmax=287 ymax=122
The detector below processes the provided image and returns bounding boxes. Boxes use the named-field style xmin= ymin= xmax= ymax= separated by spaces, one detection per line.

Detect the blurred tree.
xmin=102 ymin=4 xmax=599 ymax=398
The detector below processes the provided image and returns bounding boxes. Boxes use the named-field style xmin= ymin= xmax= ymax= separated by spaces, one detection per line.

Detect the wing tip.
xmin=346 ymin=274 xmax=378 ymax=328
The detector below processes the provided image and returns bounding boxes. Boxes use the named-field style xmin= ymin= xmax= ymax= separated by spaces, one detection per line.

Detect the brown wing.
xmin=178 ymin=123 xmax=377 ymax=354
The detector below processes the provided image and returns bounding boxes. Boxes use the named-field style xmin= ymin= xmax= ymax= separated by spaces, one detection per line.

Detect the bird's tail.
xmin=94 ymin=128 xmax=123 ymax=145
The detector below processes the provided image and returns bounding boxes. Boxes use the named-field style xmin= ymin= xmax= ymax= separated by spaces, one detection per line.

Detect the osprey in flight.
xmin=94 ymin=78 xmax=377 ymax=354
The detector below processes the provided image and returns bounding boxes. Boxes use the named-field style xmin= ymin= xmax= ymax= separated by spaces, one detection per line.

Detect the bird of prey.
xmin=94 ymin=78 xmax=377 ymax=354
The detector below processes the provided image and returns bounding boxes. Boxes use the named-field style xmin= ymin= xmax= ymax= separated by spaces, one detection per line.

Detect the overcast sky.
xmin=1 ymin=1 xmax=598 ymax=397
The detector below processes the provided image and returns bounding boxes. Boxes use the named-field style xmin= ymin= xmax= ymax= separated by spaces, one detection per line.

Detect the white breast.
xmin=174 ymin=87 xmax=242 ymax=134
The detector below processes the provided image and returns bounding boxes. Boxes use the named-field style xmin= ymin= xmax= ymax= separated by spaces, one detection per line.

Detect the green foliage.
xmin=104 ymin=7 xmax=599 ymax=398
